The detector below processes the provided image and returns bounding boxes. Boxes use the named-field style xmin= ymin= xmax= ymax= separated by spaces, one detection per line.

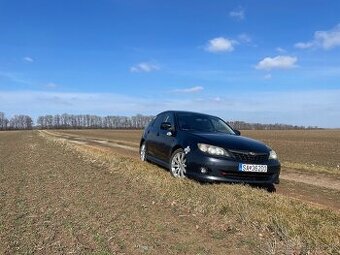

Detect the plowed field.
xmin=0 ymin=130 xmax=339 ymax=254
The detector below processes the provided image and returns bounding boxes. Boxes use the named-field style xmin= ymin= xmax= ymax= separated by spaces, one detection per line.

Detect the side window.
xmin=163 ymin=113 xmax=174 ymax=127
xmin=153 ymin=113 xmax=164 ymax=131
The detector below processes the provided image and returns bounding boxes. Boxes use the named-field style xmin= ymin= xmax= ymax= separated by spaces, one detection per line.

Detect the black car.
xmin=140 ymin=111 xmax=280 ymax=185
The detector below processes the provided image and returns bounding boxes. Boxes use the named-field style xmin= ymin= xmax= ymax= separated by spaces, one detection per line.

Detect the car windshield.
xmin=177 ymin=113 xmax=235 ymax=134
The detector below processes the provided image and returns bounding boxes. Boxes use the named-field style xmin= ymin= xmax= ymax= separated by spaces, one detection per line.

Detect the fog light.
xmin=200 ymin=167 xmax=208 ymax=174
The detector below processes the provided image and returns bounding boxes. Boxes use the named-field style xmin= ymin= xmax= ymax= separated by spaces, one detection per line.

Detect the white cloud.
xmin=295 ymin=24 xmax=340 ymax=50
xmin=315 ymin=24 xmax=340 ymax=49
xmin=213 ymin=96 xmax=221 ymax=102
xmin=130 ymin=62 xmax=160 ymax=73
xmin=229 ymin=7 xmax=245 ymax=20
xmin=45 ymin=82 xmax=58 ymax=89
xmin=294 ymin=42 xmax=314 ymax=49
xmin=0 ymin=91 xmax=147 ymax=116
xmin=276 ymin=47 xmax=286 ymax=53
xmin=1 ymin=89 xmax=339 ymax=128
xmin=255 ymin=55 xmax=298 ymax=71
xmin=173 ymin=86 xmax=204 ymax=93
xmin=205 ymin=37 xmax=236 ymax=53
xmin=264 ymin=74 xmax=272 ymax=80
xmin=237 ymin=33 xmax=252 ymax=43
xmin=0 ymin=71 xmax=33 ymax=85
xmin=23 ymin=57 xmax=34 ymax=63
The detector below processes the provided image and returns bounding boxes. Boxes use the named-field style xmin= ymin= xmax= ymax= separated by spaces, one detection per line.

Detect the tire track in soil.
xmin=41 ymin=130 xmax=340 ymax=212
xmin=0 ymin=131 xmax=246 ymax=254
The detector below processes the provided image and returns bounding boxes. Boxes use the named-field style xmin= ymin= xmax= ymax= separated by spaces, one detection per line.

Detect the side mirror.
xmin=161 ymin=122 xmax=173 ymax=130
xmin=234 ymin=129 xmax=241 ymax=136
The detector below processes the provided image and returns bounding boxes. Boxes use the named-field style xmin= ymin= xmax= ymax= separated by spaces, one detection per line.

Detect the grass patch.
xmin=42 ymin=133 xmax=340 ymax=254
xmin=282 ymin=161 xmax=340 ymax=177
xmin=91 ymin=251 xmax=111 ymax=255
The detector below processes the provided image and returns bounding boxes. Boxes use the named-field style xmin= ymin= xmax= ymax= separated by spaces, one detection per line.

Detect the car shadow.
xmin=199 ymin=181 xmax=276 ymax=193
xmin=251 ymin=183 xmax=276 ymax=193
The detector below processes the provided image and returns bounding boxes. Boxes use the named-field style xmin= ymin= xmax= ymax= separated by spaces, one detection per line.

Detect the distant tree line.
xmin=0 ymin=111 xmax=320 ymax=131
xmin=0 ymin=112 xmax=33 ymax=130
xmin=228 ymin=120 xmax=319 ymax=130
xmin=36 ymin=113 xmax=154 ymax=129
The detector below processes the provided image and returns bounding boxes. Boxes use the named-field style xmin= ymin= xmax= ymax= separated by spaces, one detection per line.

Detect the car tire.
xmin=170 ymin=148 xmax=187 ymax=178
xmin=266 ymin=184 xmax=276 ymax=193
xmin=140 ymin=142 xmax=147 ymax=161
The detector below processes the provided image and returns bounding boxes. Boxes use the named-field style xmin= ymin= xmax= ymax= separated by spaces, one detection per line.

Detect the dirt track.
xmin=1 ymin=131 xmax=339 ymax=254
xmin=40 ymin=130 xmax=340 ymax=211
xmin=0 ymin=131 xmax=252 ymax=254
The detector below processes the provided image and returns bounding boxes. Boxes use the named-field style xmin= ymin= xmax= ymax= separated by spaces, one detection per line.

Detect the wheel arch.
xmin=140 ymin=138 xmax=145 ymax=148
xmin=169 ymin=145 xmax=183 ymax=158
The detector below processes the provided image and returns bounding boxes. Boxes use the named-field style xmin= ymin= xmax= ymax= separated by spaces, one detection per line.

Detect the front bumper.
xmin=185 ymin=149 xmax=280 ymax=185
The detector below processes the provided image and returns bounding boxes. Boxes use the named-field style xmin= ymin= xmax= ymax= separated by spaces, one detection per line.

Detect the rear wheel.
xmin=140 ymin=142 xmax=147 ymax=161
xmin=170 ymin=149 xmax=187 ymax=178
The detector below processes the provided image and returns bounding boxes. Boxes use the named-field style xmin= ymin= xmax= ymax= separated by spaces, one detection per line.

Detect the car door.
xmin=157 ymin=113 xmax=176 ymax=162
xmin=146 ymin=113 xmax=164 ymax=157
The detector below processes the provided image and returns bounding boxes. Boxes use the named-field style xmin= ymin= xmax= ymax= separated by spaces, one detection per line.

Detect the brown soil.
xmin=0 ymin=131 xmax=250 ymax=254
xmin=280 ymin=169 xmax=340 ymax=190
xmin=40 ymin=130 xmax=340 ymax=212
xmin=242 ymin=129 xmax=340 ymax=170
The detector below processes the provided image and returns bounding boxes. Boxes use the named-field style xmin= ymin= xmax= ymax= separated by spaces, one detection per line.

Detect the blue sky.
xmin=0 ymin=0 xmax=340 ymax=127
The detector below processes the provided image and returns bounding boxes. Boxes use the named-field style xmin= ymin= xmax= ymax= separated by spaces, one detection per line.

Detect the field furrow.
xmin=0 ymin=131 xmax=245 ymax=254
xmin=1 ymin=131 xmax=339 ymax=255
xmin=41 ymin=130 xmax=340 ymax=210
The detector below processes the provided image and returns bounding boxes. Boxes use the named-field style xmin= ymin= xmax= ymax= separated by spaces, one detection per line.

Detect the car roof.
xmin=158 ymin=110 xmax=216 ymax=117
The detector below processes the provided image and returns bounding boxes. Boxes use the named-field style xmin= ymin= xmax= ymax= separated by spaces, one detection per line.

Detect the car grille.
xmin=229 ymin=150 xmax=269 ymax=164
xmin=220 ymin=171 xmax=273 ymax=182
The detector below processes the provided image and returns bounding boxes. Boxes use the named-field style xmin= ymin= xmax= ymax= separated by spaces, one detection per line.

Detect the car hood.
xmin=187 ymin=131 xmax=270 ymax=153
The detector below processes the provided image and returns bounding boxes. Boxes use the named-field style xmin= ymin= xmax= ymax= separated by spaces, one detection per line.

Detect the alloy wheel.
xmin=171 ymin=150 xmax=187 ymax=178
xmin=140 ymin=143 xmax=146 ymax=161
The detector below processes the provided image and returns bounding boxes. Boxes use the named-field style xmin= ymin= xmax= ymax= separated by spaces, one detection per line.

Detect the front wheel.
xmin=170 ymin=149 xmax=187 ymax=178
xmin=266 ymin=184 xmax=276 ymax=193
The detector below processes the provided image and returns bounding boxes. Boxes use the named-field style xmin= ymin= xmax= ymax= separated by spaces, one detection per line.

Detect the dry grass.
xmin=56 ymin=129 xmax=340 ymax=178
xmin=3 ymin=131 xmax=244 ymax=254
xmin=42 ymin=132 xmax=340 ymax=255
xmin=56 ymin=129 xmax=142 ymax=145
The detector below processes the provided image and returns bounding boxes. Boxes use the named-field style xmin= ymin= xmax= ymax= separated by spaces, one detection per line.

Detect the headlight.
xmin=269 ymin=150 xmax=278 ymax=160
xmin=197 ymin=143 xmax=230 ymax=157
